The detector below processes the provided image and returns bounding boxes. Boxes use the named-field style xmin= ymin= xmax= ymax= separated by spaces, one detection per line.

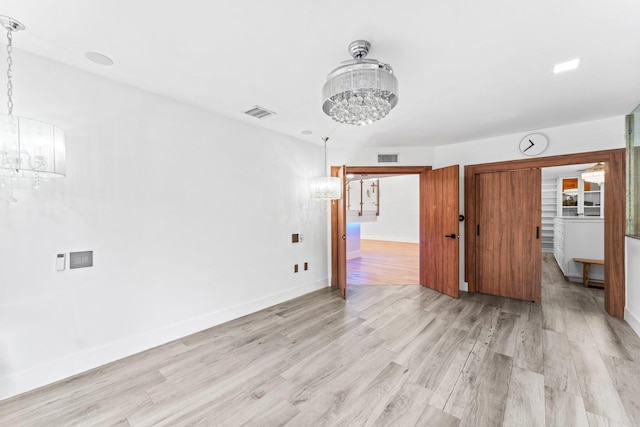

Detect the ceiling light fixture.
xmin=310 ymin=137 xmax=342 ymax=200
xmin=0 ymin=15 xmax=65 ymax=204
xmin=322 ymin=40 xmax=398 ymax=126
xmin=581 ymin=162 xmax=605 ymax=184
xmin=553 ymin=58 xmax=581 ymax=74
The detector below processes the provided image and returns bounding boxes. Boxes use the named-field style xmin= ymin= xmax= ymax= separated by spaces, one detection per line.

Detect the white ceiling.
xmin=3 ymin=0 xmax=640 ymax=148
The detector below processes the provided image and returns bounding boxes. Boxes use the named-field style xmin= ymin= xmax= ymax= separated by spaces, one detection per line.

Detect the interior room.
xmin=543 ymin=164 xmax=606 ymax=288
xmin=1 ymin=1 xmax=640 ymax=425
xmin=346 ymin=174 xmax=420 ymax=285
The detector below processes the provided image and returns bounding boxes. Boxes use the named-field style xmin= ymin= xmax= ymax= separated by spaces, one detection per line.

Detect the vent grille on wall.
xmin=377 ymin=153 xmax=399 ymax=163
xmin=243 ymin=105 xmax=277 ymax=119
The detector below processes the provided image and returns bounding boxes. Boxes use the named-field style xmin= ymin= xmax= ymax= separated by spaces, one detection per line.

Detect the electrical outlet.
xmin=294 ymin=264 xmax=298 ymax=273
xmin=304 ymin=262 xmax=308 ymax=271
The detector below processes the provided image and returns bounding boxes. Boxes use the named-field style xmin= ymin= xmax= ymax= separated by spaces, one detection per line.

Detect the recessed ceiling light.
xmin=301 ymin=130 xmax=313 ymax=135
xmin=553 ymin=58 xmax=580 ymax=74
xmin=85 ymin=51 xmax=114 ymax=66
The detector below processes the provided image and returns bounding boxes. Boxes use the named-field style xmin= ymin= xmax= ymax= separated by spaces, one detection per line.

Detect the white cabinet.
xmin=557 ymin=176 xmax=603 ymax=217
xmin=553 ymin=217 xmax=604 ymax=283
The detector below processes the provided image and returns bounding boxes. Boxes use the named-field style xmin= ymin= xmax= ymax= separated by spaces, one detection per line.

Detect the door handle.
xmin=342 ymin=235 xmax=346 ymax=240
xmin=445 ymin=234 xmax=457 ymax=239
xmin=536 ymin=226 xmax=539 ymax=239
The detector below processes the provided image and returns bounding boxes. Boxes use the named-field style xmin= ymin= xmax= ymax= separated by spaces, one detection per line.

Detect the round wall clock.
xmin=519 ymin=133 xmax=548 ymax=156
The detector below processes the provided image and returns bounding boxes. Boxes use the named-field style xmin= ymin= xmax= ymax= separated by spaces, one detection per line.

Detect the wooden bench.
xmin=573 ymin=258 xmax=605 ymax=288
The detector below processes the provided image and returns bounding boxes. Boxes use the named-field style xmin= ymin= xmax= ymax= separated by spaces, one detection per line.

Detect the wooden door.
xmin=330 ymin=166 xmax=347 ymax=298
xmin=422 ymin=165 xmax=459 ymax=298
xmin=476 ymin=168 xmax=541 ymax=302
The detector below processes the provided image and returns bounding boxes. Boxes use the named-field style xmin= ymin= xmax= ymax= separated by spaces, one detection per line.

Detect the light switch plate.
xmin=55 ymin=253 xmax=66 ymax=271
xmin=69 ymin=251 xmax=93 ymax=269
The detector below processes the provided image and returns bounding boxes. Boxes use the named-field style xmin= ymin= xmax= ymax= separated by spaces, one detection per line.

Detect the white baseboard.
xmin=625 ymin=307 xmax=640 ymax=338
xmin=360 ymin=235 xmax=419 ymax=244
xmin=0 ymin=279 xmax=327 ymax=400
xmin=347 ymin=250 xmax=361 ymax=260
xmin=459 ymin=281 xmax=469 ymax=292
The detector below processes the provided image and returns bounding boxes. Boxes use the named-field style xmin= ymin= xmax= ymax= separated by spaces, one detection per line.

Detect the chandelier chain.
xmin=6 ymin=29 xmax=13 ymax=115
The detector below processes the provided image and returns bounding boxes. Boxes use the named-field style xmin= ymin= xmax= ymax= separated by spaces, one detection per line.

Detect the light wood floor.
xmin=347 ymin=239 xmax=419 ymax=285
xmin=2 ymin=254 xmax=640 ymax=426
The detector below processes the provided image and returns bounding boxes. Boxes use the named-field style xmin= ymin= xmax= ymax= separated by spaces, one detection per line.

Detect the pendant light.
xmin=310 ymin=137 xmax=342 ymax=199
xmin=0 ymin=15 xmax=66 ymax=204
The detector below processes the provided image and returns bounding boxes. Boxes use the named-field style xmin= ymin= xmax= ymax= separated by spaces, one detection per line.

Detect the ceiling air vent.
xmin=378 ymin=153 xmax=399 ymax=163
xmin=243 ymin=105 xmax=277 ymax=119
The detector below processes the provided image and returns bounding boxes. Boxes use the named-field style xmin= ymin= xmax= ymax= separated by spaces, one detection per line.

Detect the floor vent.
xmin=378 ymin=153 xmax=399 ymax=163
xmin=243 ymin=105 xmax=277 ymax=119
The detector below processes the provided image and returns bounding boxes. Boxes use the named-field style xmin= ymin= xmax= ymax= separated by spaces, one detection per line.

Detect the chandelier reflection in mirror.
xmin=581 ymin=162 xmax=605 ymax=185
xmin=322 ymin=40 xmax=399 ymax=126
xmin=0 ymin=16 xmax=65 ymax=204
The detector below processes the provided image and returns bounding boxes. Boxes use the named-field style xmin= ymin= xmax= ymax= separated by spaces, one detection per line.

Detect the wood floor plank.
xmin=488 ymin=312 xmax=520 ymax=357
xmin=372 ymin=383 xmax=434 ymax=427
xmin=543 ymin=329 xmax=582 ymax=396
xmin=514 ymin=316 xmax=544 ymax=374
xmin=442 ymin=340 xmax=490 ymax=419
xmin=563 ymin=307 xmax=597 ymax=345
xmin=458 ymin=351 xmax=512 ymax=427
xmin=543 ymin=306 xmax=566 ymax=333
xmin=502 ymin=367 xmax=545 ymax=427
xmin=347 ymin=239 xmax=419 ymax=285
xmin=2 ymin=253 xmax=639 ymax=426
xmin=545 ymin=386 xmax=589 ymax=427
xmin=585 ymin=411 xmax=629 ymax=427
xmin=570 ymin=341 xmax=631 ymax=425
xmin=428 ymin=338 xmax=477 ymax=410
xmin=583 ymin=313 xmax=632 ymax=361
xmin=601 ymin=355 xmax=640 ymax=426
xmin=329 ymin=362 xmax=409 ymax=426
xmin=415 ymin=404 xmax=461 ymax=427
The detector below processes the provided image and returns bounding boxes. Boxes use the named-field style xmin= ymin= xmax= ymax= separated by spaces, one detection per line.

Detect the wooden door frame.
xmin=331 ymin=166 xmax=431 ymax=288
xmin=464 ymin=149 xmax=626 ymax=317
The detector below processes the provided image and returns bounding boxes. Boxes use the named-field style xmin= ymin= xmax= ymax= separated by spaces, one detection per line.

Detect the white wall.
xmin=329 ymin=145 xmax=435 ymax=167
xmin=0 ymin=52 xmax=328 ymax=399
xmin=626 ymin=237 xmax=640 ymax=336
xmin=361 ymin=175 xmax=420 ymax=243
xmin=346 ymin=223 xmax=361 ymax=259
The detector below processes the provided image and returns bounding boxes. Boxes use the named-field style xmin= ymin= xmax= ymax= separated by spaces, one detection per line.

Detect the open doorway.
xmin=542 ymin=164 xmax=605 ymax=289
xmin=345 ymin=174 xmax=420 ymax=285
xmin=331 ymin=165 xmax=460 ymax=300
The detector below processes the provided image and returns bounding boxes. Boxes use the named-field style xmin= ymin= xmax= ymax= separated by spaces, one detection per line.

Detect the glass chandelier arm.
xmin=6 ymin=29 xmax=13 ymax=115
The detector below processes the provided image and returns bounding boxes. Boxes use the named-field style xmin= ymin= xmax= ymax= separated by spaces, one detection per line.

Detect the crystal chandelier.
xmin=582 ymin=162 xmax=605 ymax=184
xmin=0 ymin=16 xmax=65 ymax=204
xmin=310 ymin=137 xmax=342 ymax=199
xmin=322 ymin=40 xmax=399 ymax=126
